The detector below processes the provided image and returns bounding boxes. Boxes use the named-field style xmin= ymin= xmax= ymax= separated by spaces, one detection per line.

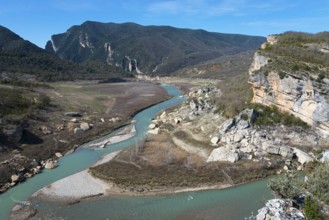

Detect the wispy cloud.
xmin=146 ymin=0 xmax=299 ymax=17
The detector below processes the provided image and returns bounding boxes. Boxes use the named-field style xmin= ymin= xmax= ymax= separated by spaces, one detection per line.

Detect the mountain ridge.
xmin=46 ymin=21 xmax=266 ymax=75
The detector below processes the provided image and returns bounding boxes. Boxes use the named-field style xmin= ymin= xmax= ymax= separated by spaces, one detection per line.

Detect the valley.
xmin=0 ymin=22 xmax=328 ymax=220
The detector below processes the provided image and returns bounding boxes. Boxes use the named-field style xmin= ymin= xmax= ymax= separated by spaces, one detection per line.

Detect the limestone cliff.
xmin=249 ymin=34 xmax=329 ymax=136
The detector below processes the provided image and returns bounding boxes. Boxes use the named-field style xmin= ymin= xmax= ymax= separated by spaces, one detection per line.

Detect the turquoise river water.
xmin=0 ymin=84 xmax=272 ymax=219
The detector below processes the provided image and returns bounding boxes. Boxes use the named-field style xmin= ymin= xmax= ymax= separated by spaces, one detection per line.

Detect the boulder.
xmin=279 ymin=147 xmax=294 ymax=158
xmin=11 ymin=174 xmax=20 ymax=183
xmin=55 ymin=152 xmax=63 ymax=158
xmin=294 ymin=148 xmax=313 ymax=164
xmin=149 ymin=123 xmax=157 ymax=129
xmin=320 ymin=150 xmax=329 ymax=163
xmin=80 ymin=122 xmax=90 ymax=131
xmin=44 ymin=160 xmax=57 ymax=169
xmin=210 ymin=136 xmax=219 ymax=145
xmin=220 ymin=118 xmax=235 ymax=133
xmin=109 ymin=117 xmax=121 ymax=123
xmin=233 ymin=132 xmax=244 ymax=143
xmin=266 ymin=146 xmax=280 ymax=155
xmin=207 ymin=147 xmax=239 ymax=163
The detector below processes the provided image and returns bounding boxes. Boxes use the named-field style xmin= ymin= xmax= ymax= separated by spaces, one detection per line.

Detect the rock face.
xmin=256 ymin=199 xmax=305 ymax=220
xmin=249 ymin=45 xmax=329 ymax=136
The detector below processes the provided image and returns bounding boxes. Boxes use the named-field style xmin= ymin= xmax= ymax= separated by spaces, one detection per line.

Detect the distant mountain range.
xmin=0 ymin=25 xmax=124 ymax=81
xmin=0 ymin=22 xmax=266 ymax=80
xmin=46 ymin=21 xmax=266 ymax=76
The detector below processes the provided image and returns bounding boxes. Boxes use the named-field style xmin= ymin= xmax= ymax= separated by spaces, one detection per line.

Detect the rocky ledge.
xmin=249 ymin=38 xmax=329 ymax=136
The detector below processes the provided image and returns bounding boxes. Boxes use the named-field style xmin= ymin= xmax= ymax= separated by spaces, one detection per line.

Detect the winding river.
xmin=0 ymin=84 xmax=272 ymax=219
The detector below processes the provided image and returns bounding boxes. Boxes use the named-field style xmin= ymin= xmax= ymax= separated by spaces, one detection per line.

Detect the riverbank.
xmin=0 ymin=80 xmax=170 ymax=194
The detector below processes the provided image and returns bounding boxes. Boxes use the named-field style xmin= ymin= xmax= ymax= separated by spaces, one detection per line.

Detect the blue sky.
xmin=1 ymin=0 xmax=328 ymax=48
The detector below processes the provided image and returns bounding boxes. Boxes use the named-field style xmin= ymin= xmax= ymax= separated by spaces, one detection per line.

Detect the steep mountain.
xmin=0 ymin=25 xmax=125 ymax=81
xmin=46 ymin=21 xmax=266 ymax=76
xmin=249 ymin=32 xmax=329 ymax=135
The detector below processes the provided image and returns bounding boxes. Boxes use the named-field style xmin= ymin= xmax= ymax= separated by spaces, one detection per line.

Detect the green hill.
xmin=0 ymin=25 xmax=125 ymax=81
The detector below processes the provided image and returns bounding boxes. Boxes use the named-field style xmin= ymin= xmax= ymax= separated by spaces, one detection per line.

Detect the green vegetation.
xmin=215 ymin=72 xmax=253 ymax=117
xmin=47 ymin=21 xmax=265 ymax=75
xmin=250 ymin=103 xmax=310 ymax=128
xmin=304 ymin=196 xmax=323 ymax=220
xmin=268 ymin=163 xmax=329 ymax=219
xmin=261 ymin=32 xmax=329 ymax=79
xmin=0 ymin=25 xmax=126 ymax=81
xmin=0 ymin=86 xmax=52 ymax=116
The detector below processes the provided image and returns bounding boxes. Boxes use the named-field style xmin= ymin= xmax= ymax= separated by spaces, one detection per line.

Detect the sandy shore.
xmin=31 ymin=126 xmax=136 ymax=202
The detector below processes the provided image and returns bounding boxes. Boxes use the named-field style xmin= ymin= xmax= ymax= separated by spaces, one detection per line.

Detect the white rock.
xmin=80 ymin=122 xmax=90 ymax=131
xmin=11 ymin=175 xmax=20 ymax=182
xmin=148 ymin=128 xmax=159 ymax=135
xmin=149 ymin=124 xmax=157 ymax=129
xmin=55 ymin=152 xmax=63 ymax=158
xmin=233 ymin=132 xmax=244 ymax=143
xmin=44 ymin=160 xmax=57 ymax=169
xmin=160 ymin=111 xmax=166 ymax=119
xmin=320 ymin=150 xmax=329 ymax=163
xmin=256 ymin=199 xmax=304 ymax=220
xmin=294 ymin=148 xmax=313 ymax=164
xmin=210 ymin=137 xmax=219 ymax=145
xmin=207 ymin=147 xmax=239 ymax=163
xmin=219 ymin=118 xmax=235 ymax=133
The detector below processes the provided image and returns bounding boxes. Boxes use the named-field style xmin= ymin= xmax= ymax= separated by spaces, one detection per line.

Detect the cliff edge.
xmin=249 ymin=32 xmax=329 ymax=136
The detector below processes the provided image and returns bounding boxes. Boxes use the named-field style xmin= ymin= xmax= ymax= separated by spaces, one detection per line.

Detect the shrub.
xmin=250 ymin=103 xmax=310 ymax=128
xmin=37 ymin=93 xmax=51 ymax=108
xmin=304 ymin=196 xmax=323 ymax=220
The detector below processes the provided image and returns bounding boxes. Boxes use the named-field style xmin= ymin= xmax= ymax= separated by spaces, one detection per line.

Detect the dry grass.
xmin=90 ymin=133 xmax=278 ymax=193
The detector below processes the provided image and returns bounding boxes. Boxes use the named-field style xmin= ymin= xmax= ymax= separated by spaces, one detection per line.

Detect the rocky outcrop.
xmin=249 ymin=47 xmax=329 ymax=136
xmin=256 ymin=199 xmax=305 ymax=220
xmin=209 ymin=108 xmax=322 ymax=165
